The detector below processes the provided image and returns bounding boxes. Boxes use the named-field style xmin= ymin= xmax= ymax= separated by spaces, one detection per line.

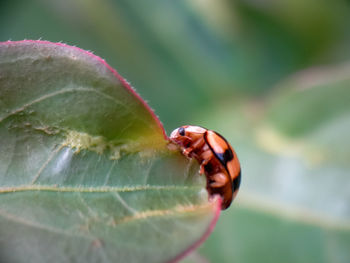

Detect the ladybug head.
xmin=170 ymin=125 xmax=207 ymax=146
xmin=170 ymin=126 xmax=188 ymax=145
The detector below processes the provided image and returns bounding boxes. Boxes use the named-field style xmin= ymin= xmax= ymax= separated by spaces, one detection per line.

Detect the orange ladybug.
xmin=170 ymin=125 xmax=241 ymax=210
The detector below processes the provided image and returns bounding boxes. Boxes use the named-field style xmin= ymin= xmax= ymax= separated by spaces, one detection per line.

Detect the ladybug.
xmin=170 ymin=125 xmax=241 ymax=210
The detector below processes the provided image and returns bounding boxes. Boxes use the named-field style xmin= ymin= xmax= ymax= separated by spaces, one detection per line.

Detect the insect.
xmin=170 ymin=125 xmax=241 ymax=210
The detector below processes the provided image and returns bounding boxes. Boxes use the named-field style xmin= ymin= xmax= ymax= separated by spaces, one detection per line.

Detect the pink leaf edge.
xmin=0 ymin=40 xmax=222 ymax=262
xmin=168 ymin=198 xmax=222 ymax=263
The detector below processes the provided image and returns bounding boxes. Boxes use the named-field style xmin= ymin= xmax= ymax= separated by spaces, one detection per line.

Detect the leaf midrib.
xmin=0 ymin=184 xmax=201 ymax=194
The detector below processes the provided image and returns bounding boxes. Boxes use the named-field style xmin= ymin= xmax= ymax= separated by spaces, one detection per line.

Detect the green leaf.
xmin=0 ymin=41 xmax=219 ymax=263
xmin=191 ymin=64 xmax=350 ymax=263
xmin=265 ymin=65 xmax=350 ymax=138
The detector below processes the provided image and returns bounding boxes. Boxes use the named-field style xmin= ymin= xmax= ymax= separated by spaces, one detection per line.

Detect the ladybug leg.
xmin=183 ymin=137 xmax=205 ymax=157
xmin=200 ymin=150 xmax=213 ymax=162
xmin=182 ymin=147 xmax=194 ymax=157
xmin=199 ymin=150 xmax=213 ymax=174
xmin=199 ymin=164 xmax=206 ymax=174
xmin=209 ymin=172 xmax=229 ymax=188
xmin=191 ymin=137 xmax=205 ymax=149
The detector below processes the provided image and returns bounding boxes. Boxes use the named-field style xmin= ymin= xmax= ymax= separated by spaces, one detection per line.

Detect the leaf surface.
xmin=0 ymin=41 xmax=219 ymax=263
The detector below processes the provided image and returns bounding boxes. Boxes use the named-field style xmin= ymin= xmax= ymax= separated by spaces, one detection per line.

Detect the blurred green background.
xmin=1 ymin=0 xmax=350 ymax=262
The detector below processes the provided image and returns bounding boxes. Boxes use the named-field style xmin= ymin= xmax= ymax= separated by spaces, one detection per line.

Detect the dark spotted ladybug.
xmin=170 ymin=125 xmax=241 ymax=210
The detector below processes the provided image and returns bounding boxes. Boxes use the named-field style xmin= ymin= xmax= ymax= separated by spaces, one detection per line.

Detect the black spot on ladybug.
xmin=232 ymin=169 xmax=241 ymax=191
xmin=225 ymin=148 xmax=234 ymax=161
xmin=179 ymin=127 xmax=185 ymax=136
xmin=216 ymin=148 xmax=234 ymax=165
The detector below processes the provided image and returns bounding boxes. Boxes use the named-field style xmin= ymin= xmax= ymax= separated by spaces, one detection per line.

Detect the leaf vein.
xmin=114 ymin=203 xmax=213 ymax=226
xmin=31 ymin=145 xmax=65 ymax=184
xmin=112 ymin=192 xmax=138 ymax=214
xmin=0 ymin=208 xmax=91 ymax=239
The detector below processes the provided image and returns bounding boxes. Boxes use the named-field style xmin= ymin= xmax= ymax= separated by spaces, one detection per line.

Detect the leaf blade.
xmin=0 ymin=40 xmax=219 ymax=263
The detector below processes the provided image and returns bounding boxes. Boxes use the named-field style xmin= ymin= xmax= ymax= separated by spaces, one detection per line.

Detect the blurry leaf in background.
xmin=194 ymin=63 xmax=350 ymax=263
xmin=1 ymin=0 xmax=350 ymax=130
